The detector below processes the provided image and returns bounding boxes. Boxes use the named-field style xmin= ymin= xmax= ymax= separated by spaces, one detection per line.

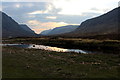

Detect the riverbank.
xmin=2 ymin=46 xmax=119 ymax=78
xmin=3 ymin=38 xmax=120 ymax=54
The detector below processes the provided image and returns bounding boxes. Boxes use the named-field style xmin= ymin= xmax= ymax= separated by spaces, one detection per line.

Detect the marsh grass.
xmin=2 ymin=46 xmax=119 ymax=78
xmin=3 ymin=38 xmax=120 ymax=54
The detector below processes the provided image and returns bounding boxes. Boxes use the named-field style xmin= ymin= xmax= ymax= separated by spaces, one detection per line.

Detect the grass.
xmin=3 ymin=38 xmax=120 ymax=54
xmin=2 ymin=46 xmax=120 ymax=78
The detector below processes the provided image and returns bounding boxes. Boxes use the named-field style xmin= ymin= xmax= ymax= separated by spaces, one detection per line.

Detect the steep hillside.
xmin=1 ymin=11 xmax=37 ymax=38
xmin=20 ymin=24 xmax=36 ymax=34
xmin=63 ymin=7 xmax=120 ymax=39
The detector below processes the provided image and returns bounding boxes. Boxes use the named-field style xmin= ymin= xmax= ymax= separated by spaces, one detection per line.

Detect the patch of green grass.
xmin=2 ymin=46 xmax=119 ymax=78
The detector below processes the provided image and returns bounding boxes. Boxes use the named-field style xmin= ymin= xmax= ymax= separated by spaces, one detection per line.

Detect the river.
xmin=1 ymin=44 xmax=89 ymax=54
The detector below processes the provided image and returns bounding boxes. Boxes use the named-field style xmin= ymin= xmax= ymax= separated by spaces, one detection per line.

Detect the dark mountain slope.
xmin=20 ymin=24 xmax=36 ymax=34
xmin=1 ymin=11 xmax=37 ymax=38
xmin=62 ymin=7 xmax=120 ymax=39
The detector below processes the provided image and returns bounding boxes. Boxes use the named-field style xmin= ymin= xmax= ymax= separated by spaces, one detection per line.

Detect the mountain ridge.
xmin=20 ymin=24 xmax=36 ymax=34
xmin=1 ymin=11 xmax=37 ymax=38
xmin=40 ymin=25 xmax=79 ymax=36
xmin=59 ymin=7 xmax=120 ymax=39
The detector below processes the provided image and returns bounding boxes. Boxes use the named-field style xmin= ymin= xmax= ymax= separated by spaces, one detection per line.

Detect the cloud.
xmin=28 ymin=14 xmax=36 ymax=18
xmin=0 ymin=3 xmax=2 ymax=11
xmin=90 ymin=8 xmax=101 ymax=11
xmin=28 ymin=3 xmax=55 ymax=14
xmin=27 ymin=3 xmax=61 ymax=15
xmin=27 ymin=20 xmax=68 ymax=33
xmin=14 ymin=4 xmax=21 ymax=8
xmin=28 ymin=10 xmax=48 ymax=14
xmin=2 ymin=0 xmax=53 ymax=2
xmin=14 ymin=3 xmax=35 ymax=8
xmin=52 ymin=0 xmax=119 ymax=15
xmin=2 ymin=2 xmax=52 ymax=22
xmin=119 ymin=1 xmax=120 ymax=7
xmin=26 ymin=3 xmax=34 ymax=7
xmin=27 ymin=20 xmax=68 ymax=28
xmin=32 ymin=29 xmax=45 ymax=34
xmin=46 ymin=16 xmax=57 ymax=19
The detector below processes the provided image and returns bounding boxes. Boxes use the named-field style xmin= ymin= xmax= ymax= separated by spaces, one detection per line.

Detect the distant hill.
xmin=40 ymin=25 xmax=79 ymax=35
xmin=1 ymin=11 xmax=37 ymax=38
xmin=40 ymin=29 xmax=52 ymax=35
xmin=62 ymin=7 xmax=120 ymax=39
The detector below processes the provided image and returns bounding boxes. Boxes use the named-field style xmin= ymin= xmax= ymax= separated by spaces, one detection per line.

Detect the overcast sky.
xmin=1 ymin=0 xmax=119 ymax=34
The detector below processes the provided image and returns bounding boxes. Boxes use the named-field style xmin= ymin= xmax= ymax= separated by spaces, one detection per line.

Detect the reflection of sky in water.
xmin=1 ymin=44 xmax=87 ymax=54
xmin=28 ymin=44 xmax=87 ymax=54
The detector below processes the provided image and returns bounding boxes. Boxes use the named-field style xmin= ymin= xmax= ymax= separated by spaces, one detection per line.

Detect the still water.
xmin=1 ymin=44 xmax=88 ymax=54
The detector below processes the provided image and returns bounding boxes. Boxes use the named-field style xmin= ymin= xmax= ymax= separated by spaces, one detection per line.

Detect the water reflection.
xmin=1 ymin=44 xmax=87 ymax=54
xmin=28 ymin=45 xmax=87 ymax=54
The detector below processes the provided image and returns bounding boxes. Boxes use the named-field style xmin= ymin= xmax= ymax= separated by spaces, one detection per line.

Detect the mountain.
xmin=40 ymin=25 xmax=79 ymax=35
xmin=40 ymin=29 xmax=52 ymax=35
xmin=1 ymin=11 xmax=37 ymax=38
xmin=61 ymin=7 xmax=120 ymax=39
xmin=20 ymin=24 xmax=36 ymax=34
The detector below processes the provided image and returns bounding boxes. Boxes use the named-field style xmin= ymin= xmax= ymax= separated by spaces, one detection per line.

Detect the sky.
xmin=1 ymin=0 xmax=119 ymax=34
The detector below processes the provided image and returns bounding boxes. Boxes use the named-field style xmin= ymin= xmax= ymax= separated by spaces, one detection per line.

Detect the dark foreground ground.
xmin=2 ymin=38 xmax=120 ymax=78
xmin=2 ymin=46 xmax=120 ymax=78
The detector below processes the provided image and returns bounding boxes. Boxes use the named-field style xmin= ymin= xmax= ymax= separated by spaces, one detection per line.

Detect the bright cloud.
xmin=2 ymin=0 xmax=53 ymax=2
xmin=46 ymin=16 xmax=57 ymax=19
xmin=27 ymin=20 xmax=68 ymax=28
xmin=32 ymin=29 xmax=46 ymax=34
xmin=14 ymin=4 xmax=21 ymax=8
xmin=52 ymin=0 xmax=119 ymax=15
